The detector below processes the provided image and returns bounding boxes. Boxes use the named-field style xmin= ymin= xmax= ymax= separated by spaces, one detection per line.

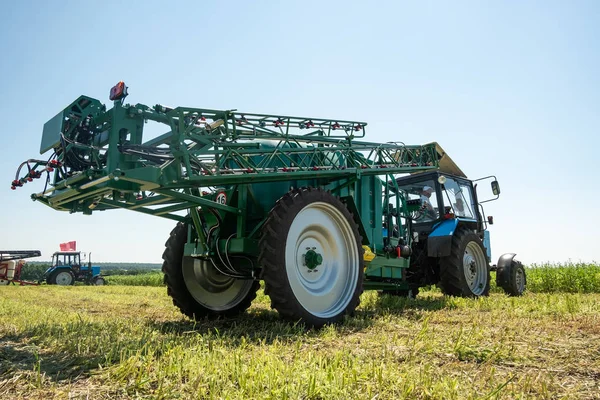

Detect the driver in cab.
xmin=420 ymin=186 xmax=437 ymax=219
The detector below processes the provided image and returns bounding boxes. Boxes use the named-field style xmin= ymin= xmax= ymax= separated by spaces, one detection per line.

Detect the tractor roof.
xmin=419 ymin=142 xmax=466 ymax=178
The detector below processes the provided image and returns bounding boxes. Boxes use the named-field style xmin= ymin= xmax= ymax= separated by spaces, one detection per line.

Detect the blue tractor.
xmin=43 ymin=251 xmax=105 ymax=286
xmin=390 ymin=169 xmax=526 ymax=298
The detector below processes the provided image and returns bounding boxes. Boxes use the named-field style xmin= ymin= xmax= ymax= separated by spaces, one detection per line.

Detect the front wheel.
xmin=93 ymin=276 xmax=106 ymax=286
xmin=497 ymin=259 xmax=526 ymax=296
xmin=439 ymin=229 xmax=490 ymax=297
xmin=260 ymin=187 xmax=364 ymax=328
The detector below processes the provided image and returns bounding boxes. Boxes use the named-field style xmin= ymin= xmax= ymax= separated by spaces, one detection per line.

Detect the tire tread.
xmin=439 ymin=228 xmax=490 ymax=297
xmin=259 ymin=187 xmax=364 ymax=328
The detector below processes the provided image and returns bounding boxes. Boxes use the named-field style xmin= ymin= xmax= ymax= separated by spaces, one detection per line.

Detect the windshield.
xmin=441 ymin=177 xmax=476 ymax=219
xmin=52 ymin=253 xmax=80 ymax=267
xmin=397 ymin=179 xmax=439 ymax=222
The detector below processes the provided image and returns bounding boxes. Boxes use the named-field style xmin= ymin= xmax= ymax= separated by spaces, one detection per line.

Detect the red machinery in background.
xmin=0 ymin=250 xmax=42 ymax=285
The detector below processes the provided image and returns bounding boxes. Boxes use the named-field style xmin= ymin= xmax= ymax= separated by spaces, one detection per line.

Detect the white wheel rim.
xmin=0 ymin=279 xmax=9 ymax=285
xmin=182 ymin=257 xmax=254 ymax=311
xmin=463 ymin=242 xmax=487 ymax=295
xmin=515 ymin=267 xmax=525 ymax=293
xmin=285 ymin=201 xmax=359 ymax=318
xmin=95 ymin=278 xmax=105 ymax=286
xmin=55 ymin=271 xmax=73 ymax=285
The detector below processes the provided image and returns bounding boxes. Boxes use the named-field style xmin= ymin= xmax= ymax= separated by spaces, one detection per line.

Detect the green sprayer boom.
xmin=13 ymin=82 xmax=522 ymax=327
xmin=14 ymin=82 xmax=437 ymax=250
xmin=16 ymin=84 xmax=437 ymax=217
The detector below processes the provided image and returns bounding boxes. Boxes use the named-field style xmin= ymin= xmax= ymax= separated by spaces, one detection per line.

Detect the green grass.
xmin=106 ymin=262 xmax=600 ymax=294
xmin=106 ymin=272 xmax=164 ymax=287
xmin=1 ymin=285 xmax=600 ymax=399
xmin=525 ymin=262 xmax=600 ymax=293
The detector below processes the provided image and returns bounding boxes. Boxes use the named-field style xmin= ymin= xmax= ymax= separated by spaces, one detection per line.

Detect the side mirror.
xmin=491 ymin=181 xmax=500 ymax=196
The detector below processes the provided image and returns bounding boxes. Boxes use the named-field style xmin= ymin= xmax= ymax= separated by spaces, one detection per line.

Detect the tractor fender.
xmin=44 ymin=266 xmax=75 ymax=284
xmin=44 ymin=266 xmax=74 ymax=276
xmin=495 ymin=253 xmax=517 ymax=286
xmin=427 ymin=219 xmax=458 ymax=257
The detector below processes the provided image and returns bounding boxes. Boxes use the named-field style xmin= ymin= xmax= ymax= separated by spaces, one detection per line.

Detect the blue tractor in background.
xmin=43 ymin=251 xmax=105 ymax=285
xmin=389 ymin=170 xmax=526 ymax=298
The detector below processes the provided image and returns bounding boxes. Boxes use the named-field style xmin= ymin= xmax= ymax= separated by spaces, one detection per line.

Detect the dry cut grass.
xmin=0 ymin=285 xmax=599 ymax=399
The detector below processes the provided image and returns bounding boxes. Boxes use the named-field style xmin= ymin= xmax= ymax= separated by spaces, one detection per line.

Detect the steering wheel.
xmin=421 ymin=199 xmax=437 ymax=219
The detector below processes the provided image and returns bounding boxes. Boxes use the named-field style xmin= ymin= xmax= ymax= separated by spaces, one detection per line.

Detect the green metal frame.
xmin=16 ymin=87 xmax=442 ymax=289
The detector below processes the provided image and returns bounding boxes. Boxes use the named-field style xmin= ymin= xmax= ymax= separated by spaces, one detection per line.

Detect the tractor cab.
xmin=395 ymin=171 xmax=500 ymax=258
xmin=52 ymin=251 xmax=82 ymax=269
xmin=395 ymin=171 xmax=488 ymax=233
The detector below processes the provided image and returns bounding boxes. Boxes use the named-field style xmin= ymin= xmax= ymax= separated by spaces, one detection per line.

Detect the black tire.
xmin=48 ymin=269 xmax=75 ymax=286
xmin=439 ymin=228 xmax=490 ymax=297
xmin=162 ymin=223 xmax=260 ymax=320
xmin=259 ymin=187 xmax=364 ymax=328
xmin=497 ymin=260 xmax=526 ymax=296
xmin=381 ymin=288 xmax=420 ymax=298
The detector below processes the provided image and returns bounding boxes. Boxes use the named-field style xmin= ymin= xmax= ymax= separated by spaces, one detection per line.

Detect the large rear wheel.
xmin=259 ymin=187 xmax=363 ymax=328
xmin=49 ymin=270 xmax=75 ymax=286
xmin=162 ymin=223 xmax=260 ymax=320
xmin=439 ymin=228 xmax=490 ymax=297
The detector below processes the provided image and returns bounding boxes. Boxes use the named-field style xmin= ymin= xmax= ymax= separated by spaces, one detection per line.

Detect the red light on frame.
xmin=109 ymin=81 xmax=128 ymax=101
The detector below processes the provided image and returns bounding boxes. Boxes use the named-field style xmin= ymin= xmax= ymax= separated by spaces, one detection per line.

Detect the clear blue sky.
xmin=1 ymin=1 xmax=598 ymax=264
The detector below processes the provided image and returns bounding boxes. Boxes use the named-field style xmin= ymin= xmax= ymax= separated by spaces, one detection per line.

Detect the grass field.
xmin=105 ymin=272 xmax=164 ymax=287
xmin=1 ymin=270 xmax=600 ymax=399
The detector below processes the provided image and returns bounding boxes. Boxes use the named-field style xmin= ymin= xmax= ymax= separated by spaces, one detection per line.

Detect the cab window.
xmin=441 ymin=177 xmax=476 ymax=219
xmin=398 ymin=179 xmax=439 ymax=222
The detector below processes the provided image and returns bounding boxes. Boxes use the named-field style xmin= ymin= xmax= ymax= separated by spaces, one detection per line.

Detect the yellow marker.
xmin=362 ymin=245 xmax=376 ymax=262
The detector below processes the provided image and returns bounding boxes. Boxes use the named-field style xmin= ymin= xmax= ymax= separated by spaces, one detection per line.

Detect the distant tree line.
xmin=19 ymin=262 xmax=162 ymax=281
xmin=19 ymin=264 xmax=49 ymax=281
xmin=27 ymin=261 xmax=162 ymax=270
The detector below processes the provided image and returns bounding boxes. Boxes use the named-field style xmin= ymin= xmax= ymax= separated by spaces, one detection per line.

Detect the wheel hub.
xmin=303 ymin=248 xmax=323 ymax=271
xmin=55 ymin=271 xmax=73 ymax=285
xmin=462 ymin=241 xmax=488 ymax=295
xmin=515 ymin=268 xmax=525 ymax=292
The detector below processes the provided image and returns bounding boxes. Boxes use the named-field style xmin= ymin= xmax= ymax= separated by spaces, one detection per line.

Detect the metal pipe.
xmin=79 ymin=174 xmax=113 ymax=190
